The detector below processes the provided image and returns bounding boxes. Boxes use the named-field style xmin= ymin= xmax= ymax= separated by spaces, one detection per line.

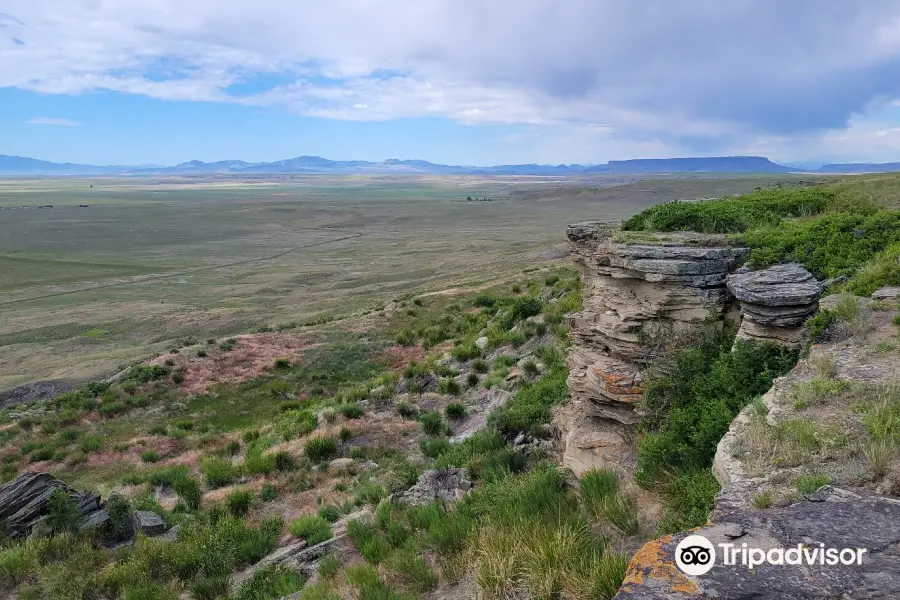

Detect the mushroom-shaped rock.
xmin=726 ymin=263 xmax=822 ymax=347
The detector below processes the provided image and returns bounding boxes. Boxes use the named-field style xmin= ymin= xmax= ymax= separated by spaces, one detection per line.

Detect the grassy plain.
xmin=0 ymin=174 xmax=804 ymax=389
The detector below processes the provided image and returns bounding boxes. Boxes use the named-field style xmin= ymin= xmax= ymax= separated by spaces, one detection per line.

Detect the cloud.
xmin=4 ymin=1 xmax=900 ymax=159
xmin=26 ymin=117 xmax=81 ymax=126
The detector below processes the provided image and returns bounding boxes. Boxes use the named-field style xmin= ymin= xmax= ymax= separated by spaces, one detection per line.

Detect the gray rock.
xmin=475 ymin=336 xmax=489 ymax=349
xmin=161 ymin=524 xmax=181 ymax=542
xmin=0 ymin=472 xmax=100 ymax=538
xmin=726 ymin=263 xmax=822 ymax=307
xmin=871 ymin=286 xmax=900 ymax=300
xmin=395 ymin=468 xmax=471 ymax=506
xmin=615 ymin=486 xmax=900 ymax=599
xmin=328 ymin=458 xmax=354 ymax=471
xmin=135 ymin=510 xmax=167 ymax=536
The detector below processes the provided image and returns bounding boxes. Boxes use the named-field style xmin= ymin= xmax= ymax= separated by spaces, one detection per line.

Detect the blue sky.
xmin=4 ymin=1 xmax=900 ymax=166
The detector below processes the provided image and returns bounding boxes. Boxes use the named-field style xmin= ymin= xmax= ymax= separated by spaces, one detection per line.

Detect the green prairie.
xmin=0 ymin=174 xmax=800 ymax=389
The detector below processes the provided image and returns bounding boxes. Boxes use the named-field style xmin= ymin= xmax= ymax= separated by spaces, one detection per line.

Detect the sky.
xmin=4 ymin=1 xmax=900 ymax=166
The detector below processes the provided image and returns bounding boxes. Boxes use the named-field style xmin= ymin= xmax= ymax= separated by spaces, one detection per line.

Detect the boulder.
xmin=726 ymin=263 xmax=822 ymax=348
xmin=0 ymin=472 xmax=100 ymax=538
xmin=615 ymin=487 xmax=900 ymax=600
xmin=395 ymin=468 xmax=471 ymax=506
xmin=328 ymin=458 xmax=355 ymax=472
xmin=135 ymin=510 xmax=168 ymax=536
xmin=475 ymin=336 xmax=489 ymax=349
xmin=871 ymin=286 xmax=900 ymax=300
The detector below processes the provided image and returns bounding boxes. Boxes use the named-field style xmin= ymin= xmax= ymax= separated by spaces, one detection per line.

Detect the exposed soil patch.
xmin=149 ymin=333 xmax=318 ymax=395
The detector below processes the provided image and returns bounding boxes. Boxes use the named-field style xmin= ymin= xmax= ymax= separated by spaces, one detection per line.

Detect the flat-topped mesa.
xmin=559 ymin=222 xmax=748 ymax=475
xmin=726 ymin=263 xmax=822 ymax=348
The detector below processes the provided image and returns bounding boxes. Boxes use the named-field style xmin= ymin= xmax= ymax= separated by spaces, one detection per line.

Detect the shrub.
xmin=273 ymin=450 xmax=295 ymax=472
xmin=140 ymin=449 xmax=160 ymax=463
xmin=395 ymin=330 xmax=416 ymax=346
xmin=419 ymin=411 xmax=445 ymax=436
xmin=347 ymin=521 xmax=393 ymax=564
xmin=656 ymin=470 xmax=720 ymax=534
xmin=317 ymin=504 xmax=343 ymax=523
xmin=636 ymin=321 xmax=796 ymax=487
xmin=148 ymin=424 xmax=167 ymax=436
xmin=437 ymin=378 xmax=462 ymax=396
xmin=233 ymin=565 xmax=306 ymax=600
xmin=386 ymin=545 xmax=437 ymax=593
xmin=290 ymin=515 xmax=333 ymax=546
xmin=305 ymin=437 xmax=338 ymax=463
xmin=219 ymin=338 xmax=238 ymax=351
xmin=201 ymin=456 xmax=241 ymax=489
xmin=622 ymin=187 xmax=841 ymax=234
xmin=844 ymin=242 xmax=900 ymax=296
xmin=274 ymin=357 xmax=292 ymax=369
xmin=794 ymin=473 xmax=831 ymax=494
xmin=471 ymin=358 xmax=489 ymax=374
xmin=171 ymin=368 xmax=186 ymax=385
xmin=338 ymin=403 xmax=364 ymax=419
xmin=261 ymin=483 xmax=278 ymax=502
xmin=451 ymin=344 xmax=480 ymax=362
xmin=753 ymin=490 xmax=775 ymax=509
xmin=46 ymin=490 xmax=79 ymax=534
xmin=490 ymin=368 xmax=568 ymax=436
xmin=545 ymin=275 xmax=560 ymax=286
xmin=420 ymin=437 xmax=452 ymax=459
xmin=197 ymin=349 xmax=208 ymax=358
xmin=339 ymin=427 xmax=353 ymax=443
xmin=445 ymin=402 xmax=466 ymax=420
xmin=79 ymin=435 xmax=103 ymax=453
xmin=99 ymin=493 xmax=135 ymax=543
xmin=226 ymin=489 xmax=254 ymax=516
xmin=317 ymin=552 xmax=340 ymax=579
xmin=473 ymin=293 xmax=496 ymax=308
xmin=396 ymin=402 xmax=418 ymax=419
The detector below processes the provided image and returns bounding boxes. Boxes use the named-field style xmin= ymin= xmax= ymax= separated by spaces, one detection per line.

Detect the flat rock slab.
xmin=871 ymin=286 xmax=900 ymax=300
xmin=727 ymin=263 xmax=822 ymax=307
xmin=615 ymin=487 xmax=900 ymax=599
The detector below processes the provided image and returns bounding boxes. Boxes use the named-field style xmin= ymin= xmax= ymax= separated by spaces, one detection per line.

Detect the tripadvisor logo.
xmin=674 ymin=534 xmax=868 ymax=576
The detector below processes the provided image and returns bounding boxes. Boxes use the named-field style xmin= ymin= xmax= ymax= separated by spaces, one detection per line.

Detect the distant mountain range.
xmin=2 ymin=153 xmax=900 ymax=176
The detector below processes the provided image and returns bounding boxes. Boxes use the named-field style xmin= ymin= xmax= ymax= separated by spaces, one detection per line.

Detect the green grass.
xmin=5 ymin=174 xmax=734 ymax=389
xmin=289 ymin=515 xmax=333 ymax=546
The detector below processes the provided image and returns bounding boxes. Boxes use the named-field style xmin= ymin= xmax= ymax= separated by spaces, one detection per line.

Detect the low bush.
xmin=636 ymin=320 xmax=796 ymax=487
xmin=201 ymin=456 xmax=241 ymax=489
xmin=290 ymin=515 xmax=333 ymax=546
xmin=338 ymin=403 xmax=364 ymax=419
xmin=305 ymin=437 xmax=338 ymax=463
xmin=794 ymin=473 xmax=831 ymax=494
xmin=140 ymin=449 xmax=160 ymax=463
xmin=437 ymin=378 xmax=462 ymax=395
xmin=418 ymin=411 xmax=445 ymax=436
xmin=419 ymin=437 xmax=452 ymax=459
xmin=226 ymin=490 xmax=254 ymax=516
xmin=490 ymin=368 xmax=568 ymax=436
xmin=232 ymin=565 xmax=305 ymax=600
xmin=445 ymin=402 xmax=466 ymax=420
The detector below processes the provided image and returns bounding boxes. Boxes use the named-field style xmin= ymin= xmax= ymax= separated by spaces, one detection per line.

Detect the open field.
xmin=0 ymin=174 xmax=810 ymax=389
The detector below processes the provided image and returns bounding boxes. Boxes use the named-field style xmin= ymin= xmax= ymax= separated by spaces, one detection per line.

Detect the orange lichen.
xmin=619 ymin=535 xmax=699 ymax=596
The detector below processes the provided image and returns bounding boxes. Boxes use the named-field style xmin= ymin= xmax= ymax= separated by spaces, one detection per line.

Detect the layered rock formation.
xmin=559 ymin=222 xmax=748 ymax=475
xmin=727 ymin=263 xmax=822 ymax=348
xmin=0 ymin=471 xmax=100 ymax=537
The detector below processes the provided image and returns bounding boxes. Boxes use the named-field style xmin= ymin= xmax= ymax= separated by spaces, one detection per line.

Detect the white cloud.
xmin=5 ymin=1 xmax=900 ymax=160
xmin=25 ymin=117 xmax=81 ymax=126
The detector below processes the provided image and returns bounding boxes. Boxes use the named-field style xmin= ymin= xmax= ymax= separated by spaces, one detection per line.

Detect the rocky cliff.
xmin=556 ymin=222 xmax=748 ymax=475
xmin=612 ymin=288 xmax=900 ymax=598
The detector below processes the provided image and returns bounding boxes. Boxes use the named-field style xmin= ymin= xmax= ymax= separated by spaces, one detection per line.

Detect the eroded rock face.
xmin=560 ymin=222 xmax=748 ymax=474
xmin=726 ymin=263 xmax=822 ymax=347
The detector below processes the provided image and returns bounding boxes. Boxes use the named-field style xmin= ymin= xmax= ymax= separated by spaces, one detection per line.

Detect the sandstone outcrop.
xmin=559 ymin=222 xmax=748 ymax=475
xmin=726 ymin=263 xmax=822 ymax=347
xmin=614 ymin=294 xmax=900 ymax=599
